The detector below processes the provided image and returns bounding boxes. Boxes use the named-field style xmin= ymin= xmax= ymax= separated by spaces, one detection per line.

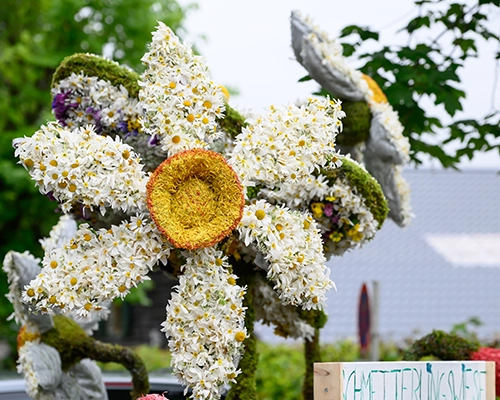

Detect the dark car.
xmin=0 ymin=371 xmax=189 ymax=400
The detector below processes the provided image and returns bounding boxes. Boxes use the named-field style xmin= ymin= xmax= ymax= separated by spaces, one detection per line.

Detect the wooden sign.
xmin=314 ymin=361 xmax=495 ymax=400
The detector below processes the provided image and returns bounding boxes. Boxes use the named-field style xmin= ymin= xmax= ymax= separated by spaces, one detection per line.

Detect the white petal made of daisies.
xmin=237 ymin=200 xmax=334 ymax=310
xmin=14 ymin=122 xmax=148 ymax=214
xmin=139 ymin=21 xmax=225 ymax=156
xmin=162 ymin=247 xmax=246 ymax=400
xmin=228 ymin=98 xmax=343 ymax=191
xmin=23 ymin=216 xmax=172 ymax=319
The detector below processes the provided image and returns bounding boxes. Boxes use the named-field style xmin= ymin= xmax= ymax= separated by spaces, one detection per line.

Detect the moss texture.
xmin=303 ymin=329 xmax=321 ymax=400
xmin=217 ymin=103 xmax=248 ymax=139
xmin=226 ymin=263 xmax=258 ymax=400
xmin=321 ymin=158 xmax=389 ymax=227
xmin=403 ymin=330 xmax=479 ymax=361
xmin=51 ymin=53 xmax=141 ymax=97
xmin=337 ymin=101 xmax=371 ymax=147
xmin=41 ymin=315 xmax=150 ymax=399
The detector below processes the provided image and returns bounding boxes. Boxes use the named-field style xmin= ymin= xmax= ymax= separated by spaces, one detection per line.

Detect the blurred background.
xmin=1 ymin=1 xmax=500 ymax=397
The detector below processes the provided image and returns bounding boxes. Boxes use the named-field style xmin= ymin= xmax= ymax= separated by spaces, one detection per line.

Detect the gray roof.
xmin=256 ymin=168 xmax=500 ymax=343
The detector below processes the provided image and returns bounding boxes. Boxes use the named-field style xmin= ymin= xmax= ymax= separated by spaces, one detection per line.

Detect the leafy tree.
xmin=0 ymin=0 xmax=192 ymax=369
xmin=336 ymin=0 xmax=500 ymax=167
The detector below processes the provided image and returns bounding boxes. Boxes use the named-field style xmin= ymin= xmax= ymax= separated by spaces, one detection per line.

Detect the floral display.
xmin=290 ymin=11 xmax=413 ymax=227
xmin=9 ymin=16 xmax=398 ymax=400
xmin=52 ymin=70 xmax=142 ymax=137
xmin=308 ymin=158 xmax=384 ymax=257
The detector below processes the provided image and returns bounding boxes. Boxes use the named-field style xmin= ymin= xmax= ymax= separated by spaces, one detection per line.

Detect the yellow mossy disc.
xmin=361 ymin=74 xmax=388 ymax=104
xmin=147 ymin=149 xmax=245 ymax=250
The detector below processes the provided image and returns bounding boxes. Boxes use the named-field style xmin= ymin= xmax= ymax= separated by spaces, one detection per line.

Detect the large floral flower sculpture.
xmin=290 ymin=11 xmax=413 ymax=227
xmin=9 ymin=21 xmax=390 ymax=400
xmin=3 ymin=215 xmax=152 ymax=400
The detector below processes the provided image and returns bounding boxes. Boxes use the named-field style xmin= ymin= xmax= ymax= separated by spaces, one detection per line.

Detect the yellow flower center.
xmin=146 ymin=149 xmax=245 ymax=250
xmin=255 ymin=210 xmax=266 ymax=220
xmin=235 ymin=331 xmax=246 ymax=342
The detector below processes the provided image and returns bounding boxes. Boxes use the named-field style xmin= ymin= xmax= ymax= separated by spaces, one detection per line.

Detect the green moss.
xmin=41 ymin=315 xmax=150 ymax=399
xmin=52 ymin=53 xmax=141 ymax=97
xmin=218 ymin=103 xmax=248 ymax=139
xmin=41 ymin=315 xmax=92 ymax=370
xmin=226 ymin=263 xmax=258 ymax=400
xmin=321 ymin=158 xmax=389 ymax=227
xmin=298 ymin=309 xmax=328 ymax=330
xmin=403 ymin=330 xmax=479 ymax=361
xmin=337 ymin=101 xmax=371 ymax=147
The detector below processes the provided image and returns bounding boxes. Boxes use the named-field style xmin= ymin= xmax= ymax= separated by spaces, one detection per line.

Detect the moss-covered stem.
xmin=226 ymin=267 xmax=258 ymax=400
xmin=41 ymin=315 xmax=149 ymax=399
xmin=83 ymin=339 xmax=150 ymax=400
xmin=303 ymin=328 xmax=321 ymax=400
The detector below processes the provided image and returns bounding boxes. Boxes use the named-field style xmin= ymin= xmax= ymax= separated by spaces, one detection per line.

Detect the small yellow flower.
xmin=329 ymin=232 xmax=343 ymax=242
xmin=311 ymin=202 xmax=325 ymax=219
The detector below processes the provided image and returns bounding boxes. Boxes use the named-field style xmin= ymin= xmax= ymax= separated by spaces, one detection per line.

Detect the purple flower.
xmin=330 ymin=214 xmax=340 ymax=225
xmin=324 ymin=203 xmax=334 ymax=217
xmin=52 ymin=91 xmax=72 ymax=124
xmin=85 ymin=107 xmax=102 ymax=132
xmin=149 ymin=134 xmax=160 ymax=146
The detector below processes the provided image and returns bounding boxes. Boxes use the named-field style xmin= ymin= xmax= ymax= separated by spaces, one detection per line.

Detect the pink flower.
xmin=324 ymin=203 xmax=334 ymax=217
xmin=137 ymin=394 xmax=169 ymax=400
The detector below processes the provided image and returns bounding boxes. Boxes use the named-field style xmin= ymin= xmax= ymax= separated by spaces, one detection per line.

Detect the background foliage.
xmin=335 ymin=0 xmax=500 ymax=167
xmin=0 ymin=0 xmax=192 ymax=368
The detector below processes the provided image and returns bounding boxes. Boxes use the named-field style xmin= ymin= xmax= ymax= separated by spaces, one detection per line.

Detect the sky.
xmin=177 ymin=0 xmax=500 ymax=169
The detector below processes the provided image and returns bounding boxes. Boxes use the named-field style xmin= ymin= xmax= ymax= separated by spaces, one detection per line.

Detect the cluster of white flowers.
xmin=3 ymin=251 xmax=40 ymax=326
xmin=253 ymin=275 xmax=315 ymax=340
xmin=14 ymin=122 xmax=148 ymax=214
xmin=162 ymin=247 xmax=246 ymax=400
xmin=139 ymin=21 xmax=225 ymax=155
xmin=52 ymin=71 xmax=142 ymax=135
xmin=259 ymin=174 xmax=329 ymax=209
xmin=228 ymin=98 xmax=343 ymax=190
xmin=23 ymin=216 xmax=172 ymax=318
xmin=238 ymin=200 xmax=333 ymax=310
xmin=311 ymin=177 xmax=379 ymax=258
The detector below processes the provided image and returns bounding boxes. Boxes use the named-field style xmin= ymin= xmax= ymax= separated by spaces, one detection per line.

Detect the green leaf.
xmin=339 ymin=25 xmax=379 ymax=41
xmin=298 ymin=75 xmax=312 ymax=82
xmin=404 ymin=15 xmax=431 ymax=33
